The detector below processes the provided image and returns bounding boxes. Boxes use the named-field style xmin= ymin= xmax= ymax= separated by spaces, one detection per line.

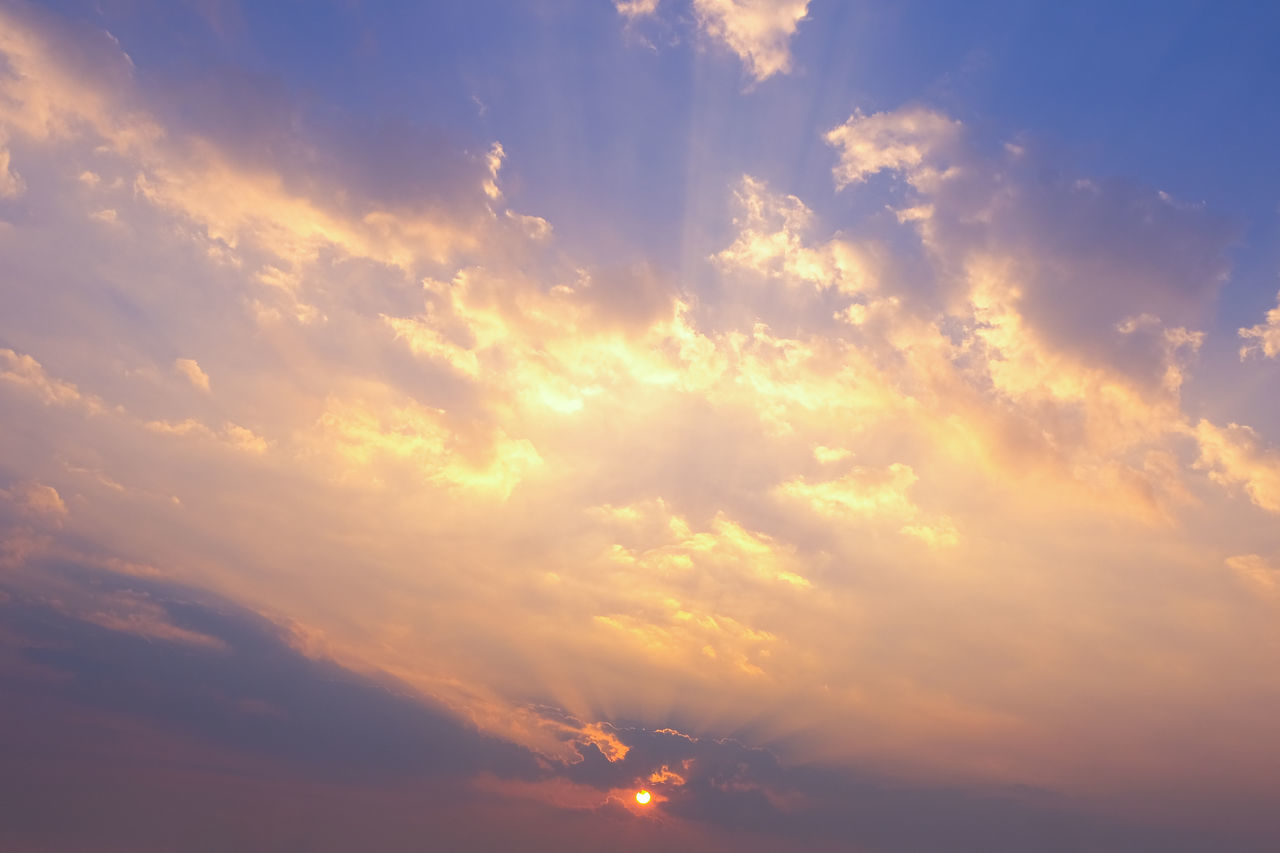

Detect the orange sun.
xmin=634 ymin=790 xmax=652 ymax=805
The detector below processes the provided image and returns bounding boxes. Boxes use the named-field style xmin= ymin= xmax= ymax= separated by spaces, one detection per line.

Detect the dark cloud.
xmin=0 ymin=562 xmax=540 ymax=784
xmin=916 ymin=138 xmax=1239 ymax=386
xmin=1 ymin=555 xmax=1276 ymax=851
xmin=550 ymin=715 xmax=1272 ymax=852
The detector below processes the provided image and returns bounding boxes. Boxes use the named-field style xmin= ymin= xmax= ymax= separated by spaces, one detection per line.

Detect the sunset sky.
xmin=2 ymin=1 xmax=1280 ymax=850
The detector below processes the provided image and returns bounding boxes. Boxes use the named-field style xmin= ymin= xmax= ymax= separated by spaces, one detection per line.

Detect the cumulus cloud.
xmin=709 ymin=170 xmax=1205 ymax=523
xmin=1194 ymin=420 xmax=1280 ymax=513
xmin=0 ymin=481 xmax=67 ymax=570
xmin=692 ymin=0 xmax=811 ymax=82
xmin=0 ymin=348 xmax=102 ymax=411
xmin=826 ymin=107 xmax=963 ymax=188
xmin=714 ymin=175 xmax=883 ymax=295
xmin=809 ymin=105 xmax=1249 ymax=532
xmin=825 ymin=107 xmax=1235 ymax=366
xmin=1 ymin=481 xmax=68 ymax=520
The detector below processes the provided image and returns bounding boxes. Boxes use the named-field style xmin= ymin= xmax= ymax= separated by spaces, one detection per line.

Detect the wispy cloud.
xmin=1239 ymin=290 xmax=1280 ymax=359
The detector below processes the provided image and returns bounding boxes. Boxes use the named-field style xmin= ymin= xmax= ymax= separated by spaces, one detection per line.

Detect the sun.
xmin=634 ymin=790 xmax=652 ymax=805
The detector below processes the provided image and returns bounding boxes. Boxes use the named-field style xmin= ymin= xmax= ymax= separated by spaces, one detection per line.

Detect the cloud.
xmin=615 ymin=0 xmax=661 ymax=20
xmin=713 ymin=175 xmax=883 ymax=295
xmin=381 ymin=264 xmax=709 ymax=420
xmin=0 ymin=134 xmax=24 ymax=197
xmin=707 ymin=168 xmax=1205 ymax=523
xmin=0 ymin=480 xmax=68 ymax=570
xmin=0 ymin=3 xmax=488 ymax=283
xmin=825 ymin=107 xmax=1235 ymax=365
xmin=810 ymin=105 xmax=1245 ymax=527
xmin=826 ymin=107 xmax=963 ymax=188
xmin=0 ymin=348 xmax=103 ymax=412
xmin=0 ymin=481 xmax=68 ymax=521
xmin=304 ymin=394 xmax=539 ymax=496
xmin=12 ymin=564 xmax=1257 ymax=851
xmin=72 ymin=590 xmax=230 ymax=649
xmin=1194 ymin=420 xmax=1280 ymax=513
xmin=615 ymin=0 xmax=811 ymax=82
xmin=1225 ymin=554 xmax=1279 ymax=591
xmin=0 ymin=5 xmax=157 ymax=152
xmin=1 ymin=346 xmax=266 ymax=464
xmin=505 ymin=209 xmax=553 ymax=241
xmin=145 ymin=418 xmax=269 ymax=454
xmin=2 ymin=9 xmax=1280 ymax=845
xmin=1239 ymin=290 xmax=1280 ymax=359
xmin=777 ymin=463 xmax=959 ymax=547
xmin=174 ymin=358 xmax=211 ymax=392
xmin=483 ymin=141 xmax=505 ymax=201
xmin=692 ymin=0 xmax=810 ymax=82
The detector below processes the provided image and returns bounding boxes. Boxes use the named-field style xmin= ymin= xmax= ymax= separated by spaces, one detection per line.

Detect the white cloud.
xmin=692 ymin=0 xmax=810 ymax=82
xmin=826 ymin=107 xmax=962 ymax=188
xmin=714 ymin=174 xmax=882 ymax=294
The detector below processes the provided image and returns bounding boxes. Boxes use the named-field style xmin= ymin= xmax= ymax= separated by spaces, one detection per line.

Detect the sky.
xmin=2 ymin=1 xmax=1280 ymax=850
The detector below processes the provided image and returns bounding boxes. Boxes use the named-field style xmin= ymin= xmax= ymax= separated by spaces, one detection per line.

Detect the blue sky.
xmin=45 ymin=1 xmax=1280 ymax=275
